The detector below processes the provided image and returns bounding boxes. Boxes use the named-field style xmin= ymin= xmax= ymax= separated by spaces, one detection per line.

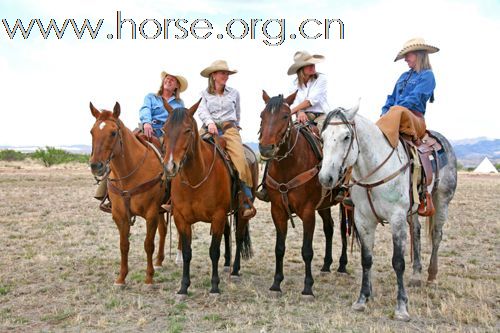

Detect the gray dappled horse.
xmin=318 ymin=102 xmax=457 ymax=321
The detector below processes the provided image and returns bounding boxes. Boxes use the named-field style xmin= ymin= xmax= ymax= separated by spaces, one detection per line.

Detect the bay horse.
xmin=89 ymin=102 xmax=168 ymax=286
xmin=258 ymin=91 xmax=350 ymax=298
xmin=318 ymin=103 xmax=457 ymax=321
xmin=161 ymin=100 xmax=258 ymax=298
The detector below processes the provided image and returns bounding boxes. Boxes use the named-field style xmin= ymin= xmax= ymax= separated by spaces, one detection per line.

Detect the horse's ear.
xmin=262 ymin=90 xmax=270 ymax=104
xmin=162 ymin=97 xmax=174 ymax=115
xmin=113 ymin=102 xmax=121 ymax=119
xmin=89 ymin=102 xmax=100 ymax=119
xmin=285 ymin=90 xmax=298 ymax=106
xmin=188 ymin=98 xmax=202 ymax=117
xmin=345 ymin=98 xmax=361 ymax=120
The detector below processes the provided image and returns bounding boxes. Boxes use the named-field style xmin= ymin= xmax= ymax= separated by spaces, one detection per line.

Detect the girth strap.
xmin=265 ymin=165 xmax=319 ymax=228
xmin=108 ymin=172 xmax=163 ymax=225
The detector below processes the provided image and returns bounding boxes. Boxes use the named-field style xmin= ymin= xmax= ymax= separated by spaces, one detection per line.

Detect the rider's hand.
xmin=143 ymin=123 xmax=153 ymax=139
xmin=297 ymin=111 xmax=308 ymax=124
xmin=207 ymin=123 xmax=218 ymax=135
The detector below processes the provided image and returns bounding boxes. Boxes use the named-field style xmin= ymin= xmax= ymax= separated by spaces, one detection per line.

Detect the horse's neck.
xmin=181 ymin=132 xmax=211 ymax=184
xmin=353 ymin=115 xmax=406 ymax=180
xmin=272 ymin=126 xmax=314 ymax=176
xmin=110 ymin=126 xmax=150 ymax=179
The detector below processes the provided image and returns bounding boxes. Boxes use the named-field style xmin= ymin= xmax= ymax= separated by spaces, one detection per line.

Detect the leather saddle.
xmin=401 ymin=131 xmax=446 ymax=217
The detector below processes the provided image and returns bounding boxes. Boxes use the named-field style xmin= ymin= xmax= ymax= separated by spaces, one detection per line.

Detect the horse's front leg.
xmin=317 ymin=208 xmax=333 ymax=273
xmin=176 ymin=219 xmax=192 ymax=297
xmin=391 ymin=216 xmax=410 ymax=321
xmin=154 ymin=213 xmax=167 ymax=269
xmin=223 ymin=218 xmax=232 ymax=271
xmin=144 ymin=213 xmax=159 ymax=284
xmin=209 ymin=215 xmax=225 ymax=294
xmin=352 ymin=216 xmax=376 ymax=312
xmin=298 ymin=207 xmax=316 ymax=298
xmin=270 ymin=205 xmax=288 ymax=295
xmin=113 ymin=215 xmax=131 ymax=286
xmin=337 ymin=204 xmax=350 ymax=273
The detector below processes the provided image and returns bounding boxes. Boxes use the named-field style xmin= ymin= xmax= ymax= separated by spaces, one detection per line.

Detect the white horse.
xmin=318 ymin=103 xmax=457 ymax=321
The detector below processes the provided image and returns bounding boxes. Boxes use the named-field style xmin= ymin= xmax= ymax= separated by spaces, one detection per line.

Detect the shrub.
xmin=30 ymin=146 xmax=89 ymax=167
xmin=0 ymin=149 xmax=27 ymax=161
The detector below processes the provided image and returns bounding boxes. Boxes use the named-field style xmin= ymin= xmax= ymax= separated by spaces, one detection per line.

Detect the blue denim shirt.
xmin=381 ymin=69 xmax=436 ymax=116
xmin=139 ymin=93 xmax=184 ymax=137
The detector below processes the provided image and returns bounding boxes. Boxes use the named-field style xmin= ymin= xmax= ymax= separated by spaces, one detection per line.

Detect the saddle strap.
xmin=108 ymin=173 xmax=163 ymax=225
xmin=265 ymin=165 xmax=319 ymax=227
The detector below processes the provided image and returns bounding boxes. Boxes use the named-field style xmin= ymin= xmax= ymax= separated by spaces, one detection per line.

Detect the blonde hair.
xmin=207 ymin=75 xmax=217 ymax=95
xmin=297 ymin=67 xmax=318 ymax=87
xmin=414 ymin=51 xmax=432 ymax=72
xmin=157 ymin=77 xmax=181 ymax=100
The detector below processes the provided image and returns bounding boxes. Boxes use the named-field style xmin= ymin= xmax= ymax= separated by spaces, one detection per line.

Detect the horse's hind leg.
xmin=223 ymin=218 xmax=232 ymax=271
xmin=318 ymin=208 xmax=333 ymax=273
xmin=154 ymin=213 xmax=167 ymax=269
xmin=427 ymin=199 xmax=449 ymax=284
xmin=270 ymin=207 xmax=288 ymax=294
xmin=299 ymin=208 xmax=316 ymax=298
xmin=391 ymin=217 xmax=410 ymax=321
xmin=409 ymin=214 xmax=423 ymax=287
xmin=144 ymin=214 xmax=159 ymax=284
xmin=337 ymin=205 xmax=350 ymax=273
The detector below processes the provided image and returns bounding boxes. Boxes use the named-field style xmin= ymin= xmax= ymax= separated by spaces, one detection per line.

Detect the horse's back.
xmin=243 ymin=144 xmax=259 ymax=193
xmin=428 ymin=130 xmax=458 ymax=201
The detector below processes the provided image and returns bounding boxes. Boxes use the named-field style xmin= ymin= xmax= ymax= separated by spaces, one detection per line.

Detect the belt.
xmin=215 ymin=121 xmax=237 ymax=132
xmin=151 ymin=119 xmax=165 ymax=125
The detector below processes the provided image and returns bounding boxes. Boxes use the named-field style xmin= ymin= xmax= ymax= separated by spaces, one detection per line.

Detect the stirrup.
xmin=99 ymin=200 xmax=112 ymax=213
xmin=418 ymin=192 xmax=435 ymax=217
xmin=160 ymin=201 xmax=172 ymax=213
xmin=255 ymin=185 xmax=270 ymax=202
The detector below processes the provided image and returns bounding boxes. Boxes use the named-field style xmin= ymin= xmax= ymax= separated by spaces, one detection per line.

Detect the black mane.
xmin=265 ymin=95 xmax=284 ymax=114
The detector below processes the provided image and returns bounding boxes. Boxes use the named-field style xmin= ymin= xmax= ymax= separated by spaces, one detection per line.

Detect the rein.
xmin=92 ymin=119 xmax=124 ymax=183
xmin=180 ymin=140 xmax=218 ymax=189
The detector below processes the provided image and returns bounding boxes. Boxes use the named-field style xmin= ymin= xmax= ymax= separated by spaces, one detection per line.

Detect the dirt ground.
xmin=0 ymin=160 xmax=498 ymax=332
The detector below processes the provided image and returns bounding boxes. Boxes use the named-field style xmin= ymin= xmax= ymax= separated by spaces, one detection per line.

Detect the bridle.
xmin=91 ymin=118 xmax=124 ymax=183
xmin=322 ymin=109 xmax=358 ymax=188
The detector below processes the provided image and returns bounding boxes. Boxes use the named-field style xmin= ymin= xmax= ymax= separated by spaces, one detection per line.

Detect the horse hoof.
xmin=426 ymin=279 xmax=438 ymax=287
xmin=209 ymin=292 xmax=220 ymax=298
xmin=175 ymin=293 xmax=188 ymax=302
xmin=113 ymin=282 xmax=126 ymax=289
xmin=301 ymin=294 xmax=315 ymax=302
xmin=408 ymin=278 xmax=422 ymax=287
xmin=351 ymin=302 xmax=366 ymax=312
xmin=269 ymin=290 xmax=282 ymax=298
xmin=144 ymin=283 xmax=158 ymax=290
xmin=154 ymin=265 xmax=163 ymax=270
xmin=230 ymin=274 xmax=241 ymax=283
xmin=223 ymin=266 xmax=231 ymax=273
xmin=320 ymin=270 xmax=331 ymax=275
xmin=394 ymin=310 xmax=411 ymax=322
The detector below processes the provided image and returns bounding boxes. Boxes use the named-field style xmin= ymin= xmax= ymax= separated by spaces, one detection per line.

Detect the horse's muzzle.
xmin=318 ymin=170 xmax=335 ymax=190
xmin=164 ymin=160 xmax=179 ymax=178
xmin=90 ymin=161 xmax=106 ymax=176
xmin=259 ymin=143 xmax=277 ymax=159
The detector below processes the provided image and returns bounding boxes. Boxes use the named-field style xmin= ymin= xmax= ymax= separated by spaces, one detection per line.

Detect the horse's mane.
xmin=322 ymin=107 xmax=348 ymax=133
xmin=265 ymin=95 xmax=284 ymax=114
xmin=168 ymin=108 xmax=190 ymax=126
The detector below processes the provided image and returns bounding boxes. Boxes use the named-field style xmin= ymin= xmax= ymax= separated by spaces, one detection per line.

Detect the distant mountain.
xmin=2 ymin=139 xmax=499 ymax=168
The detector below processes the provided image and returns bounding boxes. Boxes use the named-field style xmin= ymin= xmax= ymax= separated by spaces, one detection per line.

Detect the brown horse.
xmin=258 ymin=91 xmax=350 ymax=298
xmin=89 ymin=102 xmax=167 ymax=286
xmin=162 ymin=100 xmax=257 ymax=298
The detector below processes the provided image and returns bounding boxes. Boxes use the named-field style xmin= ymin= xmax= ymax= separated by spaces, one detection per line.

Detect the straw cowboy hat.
xmin=287 ymin=51 xmax=325 ymax=75
xmin=394 ymin=37 xmax=439 ymax=62
xmin=160 ymin=71 xmax=188 ymax=92
xmin=200 ymin=60 xmax=237 ymax=78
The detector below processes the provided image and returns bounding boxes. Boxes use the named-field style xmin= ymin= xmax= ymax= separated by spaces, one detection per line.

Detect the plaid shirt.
xmin=197 ymin=86 xmax=241 ymax=126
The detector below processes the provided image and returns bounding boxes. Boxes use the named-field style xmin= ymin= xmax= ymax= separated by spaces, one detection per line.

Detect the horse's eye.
xmin=282 ymin=114 xmax=289 ymax=120
xmin=184 ymin=128 xmax=191 ymax=134
xmin=343 ymin=135 xmax=350 ymax=141
xmin=111 ymin=131 xmax=117 ymax=137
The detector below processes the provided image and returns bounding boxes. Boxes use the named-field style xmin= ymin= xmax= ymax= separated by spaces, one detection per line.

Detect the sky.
xmin=1 ymin=0 xmax=499 ymax=146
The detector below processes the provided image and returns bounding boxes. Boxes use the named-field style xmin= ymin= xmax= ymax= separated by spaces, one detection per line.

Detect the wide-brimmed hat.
xmin=160 ymin=71 xmax=188 ymax=92
xmin=394 ymin=37 xmax=439 ymax=62
xmin=287 ymin=51 xmax=325 ymax=75
xmin=200 ymin=60 xmax=237 ymax=78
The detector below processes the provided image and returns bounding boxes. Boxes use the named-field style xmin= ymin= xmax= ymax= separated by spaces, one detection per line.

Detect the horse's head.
xmin=162 ymin=99 xmax=202 ymax=178
xmin=318 ymin=101 xmax=360 ymax=189
xmin=258 ymin=90 xmax=297 ymax=159
xmin=89 ymin=102 xmax=122 ymax=178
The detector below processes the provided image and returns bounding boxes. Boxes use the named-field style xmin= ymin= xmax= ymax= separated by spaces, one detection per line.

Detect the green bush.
xmin=30 ymin=146 xmax=89 ymax=167
xmin=0 ymin=149 xmax=28 ymax=161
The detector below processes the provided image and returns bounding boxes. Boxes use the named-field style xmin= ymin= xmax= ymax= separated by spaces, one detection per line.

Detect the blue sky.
xmin=1 ymin=0 xmax=499 ymax=146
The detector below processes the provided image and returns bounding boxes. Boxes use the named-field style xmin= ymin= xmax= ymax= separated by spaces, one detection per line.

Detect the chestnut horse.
xmin=258 ymin=91 xmax=349 ymax=298
xmin=89 ymin=102 xmax=167 ymax=286
xmin=162 ymin=100 xmax=258 ymax=298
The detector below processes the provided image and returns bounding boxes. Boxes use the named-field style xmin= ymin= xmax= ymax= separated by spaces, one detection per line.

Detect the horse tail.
xmin=426 ymin=215 xmax=435 ymax=241
xmin=235 ymin=212 xmax=253 ymax=259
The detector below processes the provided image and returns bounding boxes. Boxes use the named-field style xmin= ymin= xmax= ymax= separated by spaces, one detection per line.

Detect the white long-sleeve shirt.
xmin=197 ymin=86 xmax=241 ymax=126
xmin=289 ymin=73 xmax=330 ymax=114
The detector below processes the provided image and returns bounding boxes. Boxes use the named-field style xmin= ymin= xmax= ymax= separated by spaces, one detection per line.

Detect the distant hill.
xmin=2 ymin=138 xmax=499 ymax=168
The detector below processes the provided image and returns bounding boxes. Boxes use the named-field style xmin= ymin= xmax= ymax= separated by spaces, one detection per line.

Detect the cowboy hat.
xmin=394 ymin=37 xmax=439 ymax=62
xmin=200 ymin=60 xmax=237 ymax=78
xmin=160 ymin=71 xmax=188 ymax=92
xmin=287 ymin=51 xmax=325 ymax=75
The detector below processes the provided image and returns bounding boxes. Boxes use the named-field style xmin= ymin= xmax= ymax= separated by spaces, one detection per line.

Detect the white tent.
xmin=473 ymin=157 xmax=499 ymax=173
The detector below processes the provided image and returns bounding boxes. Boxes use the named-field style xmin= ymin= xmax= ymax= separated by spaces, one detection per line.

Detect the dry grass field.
xmin=0 ymin=160 xmax=499 ymax=332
